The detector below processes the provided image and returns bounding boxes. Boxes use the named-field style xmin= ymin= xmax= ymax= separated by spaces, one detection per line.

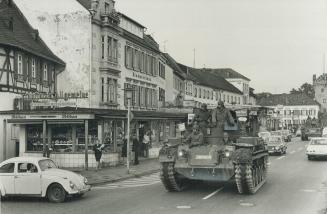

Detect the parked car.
xmin=322 ymin=127 xmax=327 ymax=137
xmin=0 ymin=157 xmax=90 ymax=202
xmin=267 ymin=136 xmax=287 ymax=155
xmin=258 ymin=131 xmax=271 ymax=143
xmin=295 ymin=128 xmax=301 ymax=137
xmin=306 ymin=138 xmax=327 ymax=160
xmin=280 ymin=129 xmax=292 ymax=142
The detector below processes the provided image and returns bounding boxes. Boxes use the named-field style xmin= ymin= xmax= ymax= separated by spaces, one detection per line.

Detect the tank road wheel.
xmin=245 ymin=160 xmax=267 ymax=194
xmin=160 ymin=162 xmax=188 ymax=192
xmin=235 ymin=164 xmax=247 ymax=194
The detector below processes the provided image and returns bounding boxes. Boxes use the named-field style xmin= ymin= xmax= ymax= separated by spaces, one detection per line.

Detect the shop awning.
xmin=132 ymin=111 xmax=188 ymax=120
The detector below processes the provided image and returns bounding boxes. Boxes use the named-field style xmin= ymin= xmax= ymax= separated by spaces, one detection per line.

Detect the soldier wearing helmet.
xmin=194 ymin=103 xmax=211 ymax=134
xmin=185 ymin=123 xmax=204 ymax=147
xmin=211 ymin=101 xmax=235 ymax=136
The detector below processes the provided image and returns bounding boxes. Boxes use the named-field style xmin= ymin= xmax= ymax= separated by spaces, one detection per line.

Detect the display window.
xmin=51 ymin=124 xmax=73 ymax=152
xmin=26 ymin=125 xmax=44 ymax=152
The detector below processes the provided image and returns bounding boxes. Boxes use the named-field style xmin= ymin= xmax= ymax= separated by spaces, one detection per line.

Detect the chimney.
xmin=313 ymin=74 xmax=316 ymax=83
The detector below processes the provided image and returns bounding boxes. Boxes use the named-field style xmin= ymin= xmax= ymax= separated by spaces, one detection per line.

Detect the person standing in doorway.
xmin=93 ymin=139 xmax=104 ymax=171
xmin=132 ymin=134 xmax=139 ymax=165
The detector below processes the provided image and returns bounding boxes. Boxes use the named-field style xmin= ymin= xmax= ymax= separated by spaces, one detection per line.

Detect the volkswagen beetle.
xmin=0 ymin=156 xmax=90 ymax=202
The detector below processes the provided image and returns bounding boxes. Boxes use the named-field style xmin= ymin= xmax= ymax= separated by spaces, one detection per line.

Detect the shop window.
xmin=26 ymin=125 xmax=44 ymax=152
xmin=51 ymin=125 xmax=73 ymax=153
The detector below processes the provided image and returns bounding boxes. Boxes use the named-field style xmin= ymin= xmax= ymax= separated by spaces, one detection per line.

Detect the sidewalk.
xmin=70 ymin=158 xmax=160 ymax=186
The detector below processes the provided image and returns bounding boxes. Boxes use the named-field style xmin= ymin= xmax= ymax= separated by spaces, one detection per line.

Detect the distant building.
xmin=257 ymin=93 xmax=320 ymax=129
xmin=203 ymin=68 xmax=251 ymax=105
xmin=313 ymin=74 xmax=327 ymax=112
xmin=177 ymin=64 xmax=243 ymax=109
xmin=249 ymin=87 xmax=257 ymax=105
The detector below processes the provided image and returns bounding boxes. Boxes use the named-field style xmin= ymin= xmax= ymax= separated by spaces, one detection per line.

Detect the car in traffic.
xmin=258 ymin=131 xmax=271 ymax=143
xmin=0 ymin=157 xmax=90 ymax=202
xmin=280 ymin=129 xmax=292 ymax=142
xmin=306 ymin=138 xmax=327 ymax=160
xmin=295 ymin=128 xmax=301 ymax=137
xmin=322 ymin=127 xmax=327 ymax=137
xmin=267 ymin=136 xmax=287 ymax=155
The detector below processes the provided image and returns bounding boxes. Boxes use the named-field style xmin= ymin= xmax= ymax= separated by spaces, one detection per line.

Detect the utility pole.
xmin=193 ymin=48 xmax=196 ymax=68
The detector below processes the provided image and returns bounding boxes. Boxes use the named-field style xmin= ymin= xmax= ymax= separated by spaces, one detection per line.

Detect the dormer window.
xmin=43 ymin=63 xmax=48 ymax=81
xmin=17 ymin=54 xmax=23 ymax=75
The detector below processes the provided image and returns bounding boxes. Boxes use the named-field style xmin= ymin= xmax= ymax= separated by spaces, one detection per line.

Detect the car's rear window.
xmin=0 ymin=163 xmax=15 ymax=173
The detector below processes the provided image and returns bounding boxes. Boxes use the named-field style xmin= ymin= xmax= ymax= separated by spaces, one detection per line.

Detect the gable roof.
xmin=0 ymin=0 xmax=65 ymax=66
xmin=162 ymin=53 xmax=186 ymax=79
xmin=121 ymin=29 xmax=160 ymax=53
xmin=176 ymin=63 xmax=242 ymax=94
xmin=204 ymin=68 xmax=250 ymax=81
xmin=76 ymin=0 xmax=91 ymax=10
xmin=257 ymin=93 xmax=320 ymax=106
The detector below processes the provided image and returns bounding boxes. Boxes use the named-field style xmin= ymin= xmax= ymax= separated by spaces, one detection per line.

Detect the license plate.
xmin=195 ymin=155 xmax=212 ymax=160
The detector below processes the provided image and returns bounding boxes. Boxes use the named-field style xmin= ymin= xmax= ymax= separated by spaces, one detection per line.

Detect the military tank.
xmin=159 ymin=106 xmax=269 ymax=194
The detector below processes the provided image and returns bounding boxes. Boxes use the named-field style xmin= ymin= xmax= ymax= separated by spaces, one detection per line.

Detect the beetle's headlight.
xmin=178 ymin=150 xmax=184 ymax=157
xmin=225 ymin=151 xmax=230 ymax=158
xmin=69 ymin=181 xmax=76 ymax=189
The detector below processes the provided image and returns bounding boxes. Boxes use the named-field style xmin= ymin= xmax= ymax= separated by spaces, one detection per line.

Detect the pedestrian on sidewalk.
xmin=143 ymin=130 xmax=151 ymax=158
xmin=132 ymin=134 xmax=139 ymax=165
xmin=93 ymin=139 xmax=104 ymax=171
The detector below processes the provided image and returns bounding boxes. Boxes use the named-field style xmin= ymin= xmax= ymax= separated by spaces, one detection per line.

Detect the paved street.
xmin=1 ymin=137 xmax=327 ymax=214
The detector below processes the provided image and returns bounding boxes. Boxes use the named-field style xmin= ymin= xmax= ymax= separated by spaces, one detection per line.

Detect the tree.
xmin=256 ymin=92 xmax=272 ymax=100
xmin=289 ymin=82 xmax=315 ymax=98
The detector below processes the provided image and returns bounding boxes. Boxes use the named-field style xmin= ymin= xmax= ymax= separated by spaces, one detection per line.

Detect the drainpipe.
xmin=89 ymin=13 xmax=93 ymax=108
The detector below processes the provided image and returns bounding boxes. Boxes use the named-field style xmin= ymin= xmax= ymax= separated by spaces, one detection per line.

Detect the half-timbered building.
xmin=0 ymin=0 xmax=65 ymax=161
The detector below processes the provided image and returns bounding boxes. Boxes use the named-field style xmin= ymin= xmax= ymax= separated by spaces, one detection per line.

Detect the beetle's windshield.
xmin=310 ymin=139 xmax=327 ymax=145
xmin=38 ymin=159 xmax=57 ymax=171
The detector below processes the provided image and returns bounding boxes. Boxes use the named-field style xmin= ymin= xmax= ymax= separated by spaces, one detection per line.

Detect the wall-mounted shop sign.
xmin=30 ymin=100 xmax=76 ymax=108
xmin=22 ymin=91 xmax=89 ymax=100
xmin=132 ymin=72 xmax=152 ymax=82
xmin=11 ymin=113 xmax=94 ymax=120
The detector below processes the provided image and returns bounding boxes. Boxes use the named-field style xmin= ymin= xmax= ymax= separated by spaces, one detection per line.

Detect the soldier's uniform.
xmin=211 ymin=107 xmax=235 ymax=138
xmin=186 ymin=131 xmax=204 ymax=147
xmin=194 ymin=108 xmax=211 ymax=135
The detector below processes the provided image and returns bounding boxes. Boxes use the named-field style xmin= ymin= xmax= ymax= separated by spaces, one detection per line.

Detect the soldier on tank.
xmin=211 ymin=101 xmax=235 ymax=138
xmin=194 ymin=103 xmax=211 ymax=134
xmin=185 ymin=123 xmax=204 ymax=148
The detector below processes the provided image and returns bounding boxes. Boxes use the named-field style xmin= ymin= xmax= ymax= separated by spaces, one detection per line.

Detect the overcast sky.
xmin=115 ymin=0 xmax=327 ymax=93
xmin=16 ymin=0 xmax=327 ymax=94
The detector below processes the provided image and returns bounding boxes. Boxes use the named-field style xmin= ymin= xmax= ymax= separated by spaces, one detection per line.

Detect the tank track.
xmin=235 ymin=157 xmax=268 ymax=194
xmin=160 ymin=162 xmax=187 ymax=192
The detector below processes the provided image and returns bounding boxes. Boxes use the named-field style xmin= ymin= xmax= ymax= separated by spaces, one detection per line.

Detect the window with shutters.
xmin=17 ymin=54 xmax=23 ymax=75
xmin=43 ymin=63 xmax=48 ymax=81
xmin=159 ymin=61 xmax=165 ymax=79
xmin=101 ymin=78 xmax=104 ymax=102
xmin=101 ymin=36 xmax=105 ymax=59
xmin=31 ymin=58 xmax=36 ymax=78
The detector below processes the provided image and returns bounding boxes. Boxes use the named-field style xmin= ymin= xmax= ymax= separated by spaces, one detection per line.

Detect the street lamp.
xmin=125 ymin=87 xmax=134 ymax=174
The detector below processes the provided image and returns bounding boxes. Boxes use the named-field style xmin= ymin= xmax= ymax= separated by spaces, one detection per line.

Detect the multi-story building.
xmin=176 ymin=64 xmax=243 ymax=109
xmin=1 ymin=0 xmax=186 ymax=167
xmin=313 ymin=73 xmax=327 ymax=112
xmin=0 ymin=0 xmax=65 ymax=161
xmin=257 ymin=93 xmax=320 ymax=130
xmin=204 ymin=68 xmax=251 ymax=105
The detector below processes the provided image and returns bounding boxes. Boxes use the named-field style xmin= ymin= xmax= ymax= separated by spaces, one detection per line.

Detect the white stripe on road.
xmin=202 ymin=187 xmax=223 ymax=200
xmin=277 ymin=156 xmax=286 ymax=160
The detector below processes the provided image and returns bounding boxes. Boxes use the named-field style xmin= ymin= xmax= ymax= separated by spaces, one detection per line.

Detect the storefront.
xmin=1 ymin=108 xmax=187 ymax=168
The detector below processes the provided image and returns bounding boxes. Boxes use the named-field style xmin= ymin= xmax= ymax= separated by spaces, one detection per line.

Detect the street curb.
xmin=89 ymin=168 xmax=160 ymax=186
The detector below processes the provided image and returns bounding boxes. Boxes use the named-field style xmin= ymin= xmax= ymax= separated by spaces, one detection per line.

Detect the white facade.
xmin=226 ymin=78 xmax=250 ymax=105
xmin=268 ymin=105 xmax=320 ymax=127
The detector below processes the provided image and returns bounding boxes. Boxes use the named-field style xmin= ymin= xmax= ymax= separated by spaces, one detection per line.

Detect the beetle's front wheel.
xmin=47 ymin=183 xmax=66 ymax=203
